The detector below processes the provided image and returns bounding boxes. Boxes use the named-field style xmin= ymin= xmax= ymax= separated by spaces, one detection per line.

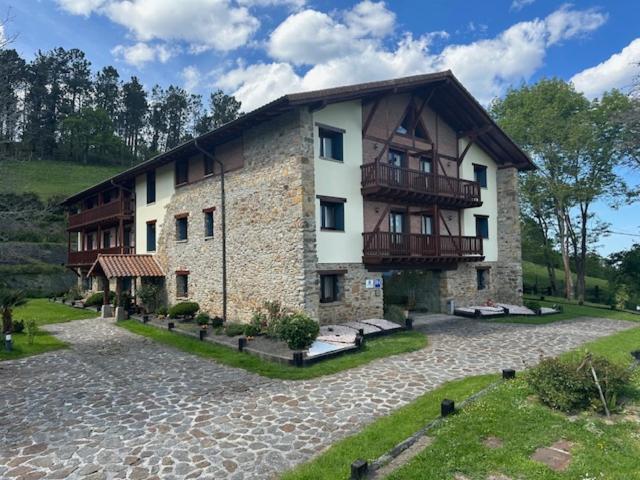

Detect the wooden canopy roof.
xmin=87 ymin=254 xmax=164 ymax=278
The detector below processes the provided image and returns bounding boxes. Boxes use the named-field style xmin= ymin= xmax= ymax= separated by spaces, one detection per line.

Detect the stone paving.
xmin=1 ymin=315 xmax=635 ymax=480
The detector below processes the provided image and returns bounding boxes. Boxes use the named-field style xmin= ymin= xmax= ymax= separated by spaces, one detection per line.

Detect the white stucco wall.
xmin=459 ymin=138 xmax=498 ymax=262
xmin=135 ymin=162 xmax=175 ymax=254
xmin=313 ymin=101 xmax=364 ymax=264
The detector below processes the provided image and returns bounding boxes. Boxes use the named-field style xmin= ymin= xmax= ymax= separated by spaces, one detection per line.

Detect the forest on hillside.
xmin=0 ymin=47 xmax=242 ymax=166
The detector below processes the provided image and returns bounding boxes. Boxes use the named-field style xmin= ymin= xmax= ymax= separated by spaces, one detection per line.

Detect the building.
xmin=62 ymin=71 xmax=533 ymax=323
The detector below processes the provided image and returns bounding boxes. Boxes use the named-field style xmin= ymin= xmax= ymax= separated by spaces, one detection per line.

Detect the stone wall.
xmin=316 ymin=263 xmax=383 ymax=324
xmin=155 ymin=109 xmax=319 ymax=322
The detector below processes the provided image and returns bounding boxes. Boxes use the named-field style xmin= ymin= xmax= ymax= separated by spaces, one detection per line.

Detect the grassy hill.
xmin=523 ymin=260 xmax=610 ymax=302
xmin=0 ymin=159 xmax=124 ymax=199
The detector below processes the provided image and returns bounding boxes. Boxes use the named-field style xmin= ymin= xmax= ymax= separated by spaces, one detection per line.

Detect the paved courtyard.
xmin=1 ymin=315 xmax=635 ymax=479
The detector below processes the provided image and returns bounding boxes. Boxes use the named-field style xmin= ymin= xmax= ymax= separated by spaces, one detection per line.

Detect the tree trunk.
xmin=576 ymin=204 xmax=590 ymax=304
xmin=536 ymin=213 xmax=557 ymax=295
xmin=555 ymin=206 xmax=574 ymax=300
xmin=2 ymin=309 xmax=12 ymax=335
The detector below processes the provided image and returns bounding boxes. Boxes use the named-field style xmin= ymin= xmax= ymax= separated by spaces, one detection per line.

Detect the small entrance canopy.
xmin=88 ymin=254 xmax=164 ymax=279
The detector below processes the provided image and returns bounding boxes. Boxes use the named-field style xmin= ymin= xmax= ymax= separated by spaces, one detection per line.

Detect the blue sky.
xmin=2 ymin=0 xmax=639 ymax=255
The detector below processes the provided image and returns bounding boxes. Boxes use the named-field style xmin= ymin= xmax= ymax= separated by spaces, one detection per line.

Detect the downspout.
xmin=194 ymin=139 xmax=227 ymax=323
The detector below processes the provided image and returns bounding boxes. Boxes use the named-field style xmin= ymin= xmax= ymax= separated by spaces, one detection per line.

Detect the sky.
xmin=1 ymin=0 xmax=639 ymax=255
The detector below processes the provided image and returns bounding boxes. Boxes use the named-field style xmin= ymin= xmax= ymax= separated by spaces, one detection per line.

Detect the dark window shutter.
xmin=335 ymin=204 xmax=344 ymax=230
xmin=334 ymin=133 xmax=343 ymax=161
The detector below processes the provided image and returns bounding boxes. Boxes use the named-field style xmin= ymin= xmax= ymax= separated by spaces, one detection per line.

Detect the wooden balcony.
xmin=363 ymin=232 xmax=483 ymax=266
xmin=67 ymin=246 xmax=134 ymax=267
xmin=67 ymin=199 xmax=134 ymax=231
xmin=361 ymin=163 xmax=482 ymax=207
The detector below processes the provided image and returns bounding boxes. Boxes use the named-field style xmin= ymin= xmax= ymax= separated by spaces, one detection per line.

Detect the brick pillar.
xmin=496 ymin=167 xmax=523 ymax=304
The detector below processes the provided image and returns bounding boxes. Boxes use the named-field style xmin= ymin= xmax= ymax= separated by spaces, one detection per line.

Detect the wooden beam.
xmin=457 ymin=124 xmax=493 ymax=139
xmin=458 ymin=139 xmax=475 ymax=165
xmin=362 ymin=96 xmax=383 ymax=136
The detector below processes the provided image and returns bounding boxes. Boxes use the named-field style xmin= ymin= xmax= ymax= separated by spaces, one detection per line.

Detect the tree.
xmin=94 ymin=66 xmax=120 ymax=122
xmin=164 ymin=85 xmax=190 ymax=149
xmin=0 ymin=289 xmax=26 ymax=335
xmin=148 ymin=85 xmax=167 ymax=154
xmin=608 ymin=243 xmax=640 ymax=303
xmin=195 ymin=89 xmax=242 ymax=135
xmin=63 ymin=48 xmax=92 ymax=114
xmin=0 ymin=49 xmax=26 ymax=149
xmin=121 ymin=76 xmax=147 ymax=162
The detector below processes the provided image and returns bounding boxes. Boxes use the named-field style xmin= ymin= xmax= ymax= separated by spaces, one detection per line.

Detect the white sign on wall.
xmin=365 ymin=279 xmax=374 ymax=289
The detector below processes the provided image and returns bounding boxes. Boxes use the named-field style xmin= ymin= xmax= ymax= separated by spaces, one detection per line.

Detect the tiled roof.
xmin=88 ymin=254 xmax=164 ymax=278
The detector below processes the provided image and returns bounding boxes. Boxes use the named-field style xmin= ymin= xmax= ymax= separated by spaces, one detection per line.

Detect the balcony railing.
xmin=363 ymin=232 xmax=483 ymax=265
xmin=361 ymin=163 xmax=482 ymax=207
xmin=68 ymin=199 xmax=133 ymax=231
xmin=67 ymin=246 xmax=133 ymax=266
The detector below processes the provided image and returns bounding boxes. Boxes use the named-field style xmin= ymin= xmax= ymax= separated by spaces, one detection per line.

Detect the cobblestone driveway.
xmin=1 ymin=315 xmax=635 ymax=479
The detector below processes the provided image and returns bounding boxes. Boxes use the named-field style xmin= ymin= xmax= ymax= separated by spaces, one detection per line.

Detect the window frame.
xmin=419 ymin=156 xmax=433 ymax=174
xmin=476 ymin=268 xmax=489 ymax=291
xmin=475 ymin=215 xmax=489 ymax=239
xmin=320 ymin=273 xmax=341 ymax=303
xmin=473 ymin=163 xmax=488 ymax=189
xmin=318 ymin=196 xmax=346 ymax=232
xmin=175 ymin=214 xmax=189 ymax=242
xmin=203 ymin=207 xmax=215 ymax=238
xmin=146 ymin=170 xmax=156 ymax=204
xmin=318 ymin=124 xmax=344 ymax=162
xmin=146 ymin=220 xmax=157 ymax=252
xmin=176 ymin=271 xmax=189 ymax=298
xmin=421 ymin=214 xmax=434 ymax=236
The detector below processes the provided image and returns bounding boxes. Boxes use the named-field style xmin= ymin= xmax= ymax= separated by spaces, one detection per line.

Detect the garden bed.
xmin=454 ymin=302 xmax=560 ymax=319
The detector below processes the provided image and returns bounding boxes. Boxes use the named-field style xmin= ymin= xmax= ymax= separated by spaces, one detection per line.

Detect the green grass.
xmin=0 ymin=159 xmax=124 ymax=199
xmin=281 ymin=375 xmax=497 ymax=480
xmin=1 ymin=299 xmax=97 ymax=361
xmin=489 ymin=297 xmax=640 ymax=325
xmin=523 ymin=260 xmax=609 ymax=294
xmin=118 ymin=320 xmax=427 ymax=380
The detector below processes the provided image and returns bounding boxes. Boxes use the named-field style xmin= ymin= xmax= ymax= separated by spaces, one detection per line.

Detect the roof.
xmin=87 ymin=254 xmax=164 ymax=278
xmin=62 ymin=71 xmax=534 ymax=206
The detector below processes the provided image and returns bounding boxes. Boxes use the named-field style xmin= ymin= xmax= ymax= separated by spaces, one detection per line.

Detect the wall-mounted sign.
xmin=365 ymin=279 xmax=374 ymax=289
xmin=374 ymin=279 xmax=382 ymax=289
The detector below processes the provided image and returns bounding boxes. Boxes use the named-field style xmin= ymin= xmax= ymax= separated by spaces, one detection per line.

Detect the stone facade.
xmin=154 ymin=109 xmax=319 ymax=322
xmin=316 ymin=263 xmax=383 ymax=324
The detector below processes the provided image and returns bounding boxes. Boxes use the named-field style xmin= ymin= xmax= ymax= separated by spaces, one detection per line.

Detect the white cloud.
xmin=111 ymin=42 xmax=177 ymax=67
xmin=237 ymin=0 xmax=305 ymax=7
xmin=545 ymin=4 xmax=607 ymax=45
xmin=58 ymin=0 xmax=260 ymax=53
xmin=510 ymin=0 xmax=535 ymax=12
xmin=181 ymin=65 xmax=202 ymax=92
xmin=571 ymin=38 xmax=640 ymax=98
xmin=222 ymin=4 xmax=609 ymax=110
xmin=267 ymin=1 xmax=395 ymax=65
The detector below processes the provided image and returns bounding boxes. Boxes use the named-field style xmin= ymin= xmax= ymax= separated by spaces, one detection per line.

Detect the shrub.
xmin=384 ymin=304 xmax=406 ymax=325
xmin=527 ymin=355 xmax=630 ymax=413
xmin=25 ymin=319 xmax=37 ymax=345
xmin=137 ymin=284 xmax=162 ymax=313
xmin=525 ymin=301 xmax=541 ymax=312
xmin=168 ymin=302 xmax=200 ymax=319
xmin=64 ymin=286 xmax=83 ymax=302
xmin=225 ymin=323 xmax=245 ymax=337
xmin=155 ymin=306 xmax=168 ymax=317
xmin=211 ymin=316 xmax=224 ymax=328
xmin=196 ymin=313 xmax=210 ymax=326
xmin=614 ymin=285 xmax=630 ymax=311
xmin=277 ymin=312 xmax=319 ymax=350
xmin=84 ymin=291 xmax=115 ymax=307
xmin=13 ymin=319 xmax=25 ymax=333
xmin=244 ymin=315 xmax=262 ymax=337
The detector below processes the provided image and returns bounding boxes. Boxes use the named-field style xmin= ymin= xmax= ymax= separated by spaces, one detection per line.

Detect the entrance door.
xmin=389 ymin=211 xmax=408 ymax=255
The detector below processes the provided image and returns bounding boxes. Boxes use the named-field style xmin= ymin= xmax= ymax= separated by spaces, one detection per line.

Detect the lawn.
xmin=523 ymin=261 xmax=609 ymax=297
xmin=1 ymin=299 xmax=97 ymax=361
xmin=0 ymin=159 xmax=124 ymax=199
xmin=118 ymin=320 xmax=427 ymax=380
xmin=281 ymin=325 xmax=640 ymax=480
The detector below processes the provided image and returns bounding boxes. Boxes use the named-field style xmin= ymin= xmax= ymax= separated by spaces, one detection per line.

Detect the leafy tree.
xmin=94 ymin=66 xmax=120 ymax=121
xmin=121 ymin=76 xmax=147 ymax=162
xmin=195 ymin=89 xmax=242 ymax=135
xmin=0 ymin=49 xmax=26 ymax=148
xmin=608 ymin=243 xmax=640 ymax=303
xmin=0 ymin=289 xmax=26 ymax=335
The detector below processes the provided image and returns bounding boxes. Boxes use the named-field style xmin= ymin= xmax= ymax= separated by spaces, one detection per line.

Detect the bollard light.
xmin=441 ymin=399 xmax=455 ymax=417
xmin=350 ymin=459 xmax=368 ymax=480
xmin=199 ymin=329 xmax=206 ymax=341
xmin=5 ymin=334 xmax=12 ymax=352
xmin=293 ymin=351 xmax=304 ymax=367
xmin=502 ymin=368 xmax=516 ymax=380
xmin=238 ymin=337 xmax=247 ymax=352
xmin=142 ymin=315 xmax=149 ymax=323
xmin=405 ymin=317 xmax=413 ymax=330
xmin=168 ymin=322 xmax=175 ymax=331
xmin=358 ymin=328 xmax=364 ymax=336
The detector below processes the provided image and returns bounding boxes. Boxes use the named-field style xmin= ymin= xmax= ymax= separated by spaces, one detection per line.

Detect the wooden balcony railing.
xmin=361 ymin=163 xmax=482 ymax=207
xmin=363 ymin=232 xmax=483 ymax=264
xmin=68 ymin=199 xmax=133 ymax=231
xmin=67 ymin=246 xmax=133 ymax=266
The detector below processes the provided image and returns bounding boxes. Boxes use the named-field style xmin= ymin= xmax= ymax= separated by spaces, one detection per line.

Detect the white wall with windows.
xmin=459 ymin=138 xmax=498 ymax=262
xmin=313 ymin=101 xmax=364 ymax=263
xmin=135 ymin=162 xmax=175 ymax=254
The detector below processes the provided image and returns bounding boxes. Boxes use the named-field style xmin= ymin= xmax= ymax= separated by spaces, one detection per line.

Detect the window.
xmin=319 ymin=127 xmax=343 ymax=161
xmin=320 ymin=274 xmax=341 ymax=303
xmin=102 ymin=190 xmax=113 ymax=204
xmin=477 ymin=268 xmax=489 ymax=291
xmin=146 ymin=170 xmax=156 ymax=204
xmin=175 ymin=159 xmax=189 ymax=185
xmin=176 ymin=215 xmax=188 ymax=241
xmin=176 ymin=273 xmax=188 ymax=298
xmin=86 ymin=233 xmax=95 ymax=250
xmin=146 ymin=221 xmax=156 ymax=252
xmin=473 ymin=164 xmax=488 ymax=188
xmin=419 ymin=157 xmax=432 ymax=174
xmin=421 ymin=215 xmax=434 ymax=235
xmin=320 ymin=199 xmax=345 ymax=231
xmin=124 ymin=228 xmax=132 ymax=247
xmin=475 ymin=215 xmax=489 ymax=239
xmin=396 ymin=108 xmax=429 ymax=140
xmin=204 ymin=156 xmax=215 ymax=176
xmin=102 ymin=231 xmax=111 ymax=248
xmin=204 ymin=208 xmax=214 ymax=238
xmin=389 ymin=211 xmax=405 ymax=234
xmin=388 ymin=149 xmax=405 ymax=167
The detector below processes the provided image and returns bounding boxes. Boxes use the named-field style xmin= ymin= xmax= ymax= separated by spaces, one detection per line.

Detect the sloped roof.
xmin=87 ymin=254 xmax=164 ymax=278
xmin=62 ymin=71 xmax=534 ymax=206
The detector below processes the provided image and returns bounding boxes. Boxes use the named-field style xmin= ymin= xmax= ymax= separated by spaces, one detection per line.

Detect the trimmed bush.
xmin=155 ymin=306 xmax=168 ymax=317
xmin=196 ymin=313 xmax=210 ymax=326
xmin=137 ymin=284 xmax=162 ymax=313
xmin=168 ymin=302 xmax=200 ymax=319
xmin=528 ymin=355 xmax=630 ymax=413
xmin=84 ymin=291 xmax=115 ymax=307
xmin=211 ymin=316 xmax=224 ymax=328
xmin=384 ymin=304 xmax=406 ymax=325
xmin=225 ymin=323 xmax=245 ymax=337
xmin=524 ymin=301 xmax=541 ymax=312
xmin=13 ymin=319 xmax=25 ymax=333
xmin=278 ymin=312 xmax=319 ymax=350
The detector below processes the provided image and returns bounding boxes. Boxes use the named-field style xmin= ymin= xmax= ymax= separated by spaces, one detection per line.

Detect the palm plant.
xmin=0 ymin=289 xmax=26 ymax=335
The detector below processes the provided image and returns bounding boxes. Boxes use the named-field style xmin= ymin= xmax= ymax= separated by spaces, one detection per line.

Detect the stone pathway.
xmin=0 ymin=315 xmax=635 ymax=479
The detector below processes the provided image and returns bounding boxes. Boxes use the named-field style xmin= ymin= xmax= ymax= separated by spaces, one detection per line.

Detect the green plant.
xmin=211 ymin=316 xmax=224 ymax=328
xmin=168 ymin=301 xmax=200 ymax=319
xmin=384 ymin=304 xmax=406 ymax=325
xmin=25 ymin=319 xmax=37 ymax=345
xmin=225 ymin=323 xmax=245 ymax=337
xmin=527 ymin=355 xmax=630 ymax=413
xmin=117 ymin=292 xmax=132 ymax=310
xmin=1 ymin=288 xmax=27 ymax=334
xmin=64 ymin=286 xmax=83 ymax=302
xmin=524 ymin=300 xmax=541 ymax=312
xmin=278 ymin=312 xmax=319 ymax=350
xmin=614 ymin=284 xmax=630 ymax=310
xmin=155 ymin=306 xmax=168 ymax=317
xmin=137 ymin=284 xmax=162 ymax=313
xmin=244 ymin=315 xmax=262 ymax=337
xmin=196 ymin=313 xmax=210 ymax=326
xmin=84 ymin=291 xmax=115 ymax=307
xmin=13 ymin=319 xmax=25 ymax=333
